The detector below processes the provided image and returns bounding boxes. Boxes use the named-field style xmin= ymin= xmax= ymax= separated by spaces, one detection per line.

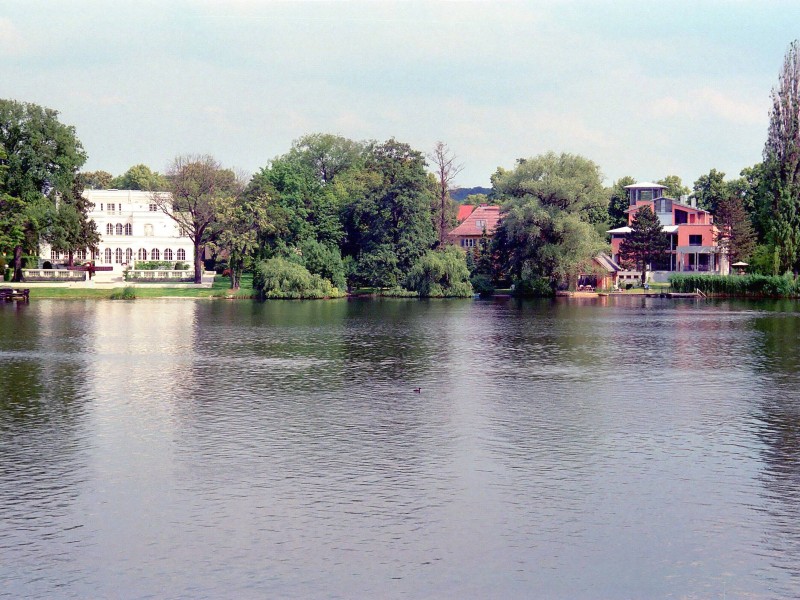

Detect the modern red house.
xmin=446 ymin=205 xmax=501 ymax=248
xmin=608 ymin=182 xmax=726 ymax=277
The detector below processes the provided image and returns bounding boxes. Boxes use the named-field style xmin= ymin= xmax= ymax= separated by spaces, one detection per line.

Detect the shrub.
xmin=405 ymin=247 xmax=473 ymax=298
xmin=110 ymin=286 xmax=137 ymax=300
xmin=470 ymin=274 xmax=495 ymax=297
xmin=380 ymin=287 xmax=419 ymax=297
xmin=253 ymin=257 xmax=345 ymax=299
xmin=668 ymin=273 xmax=799 ymax=297
xmin=513 ymin=277 xmax=554 ymax=298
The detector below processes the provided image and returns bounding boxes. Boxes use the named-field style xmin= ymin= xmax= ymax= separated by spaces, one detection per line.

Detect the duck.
xmin=413 ymin=388 xmax=421 ymax=393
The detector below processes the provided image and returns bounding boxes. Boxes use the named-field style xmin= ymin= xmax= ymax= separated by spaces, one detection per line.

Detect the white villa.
xmin=40 ymin=189 xmax=195 ymax=273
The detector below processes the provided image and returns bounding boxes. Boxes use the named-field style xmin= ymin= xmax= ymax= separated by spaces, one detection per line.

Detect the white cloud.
xmin=0 ymin=17 xmax=27 ymax=56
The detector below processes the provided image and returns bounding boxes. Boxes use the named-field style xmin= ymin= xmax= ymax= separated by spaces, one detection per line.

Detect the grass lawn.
xmin=25 ymin=274 xmax=255 ymax=300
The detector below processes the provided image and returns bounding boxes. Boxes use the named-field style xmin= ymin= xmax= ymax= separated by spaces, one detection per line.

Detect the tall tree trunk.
xmin=194 ymin=242 xmax=203 ymax=284
xmin=12 ymin=245 xmax=23 ymax=282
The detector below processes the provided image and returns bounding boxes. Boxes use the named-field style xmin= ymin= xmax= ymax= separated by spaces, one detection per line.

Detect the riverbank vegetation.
xmin=4 ymin=41 xmax=800 ymax=298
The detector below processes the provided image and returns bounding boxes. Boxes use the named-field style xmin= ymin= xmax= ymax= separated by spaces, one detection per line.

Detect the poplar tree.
xmin=764 ymin=40 xmax=800 ymax=274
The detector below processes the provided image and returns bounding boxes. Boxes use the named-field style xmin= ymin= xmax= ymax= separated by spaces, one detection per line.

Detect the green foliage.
xmin=657 ymin=175 xmax=690 ymax=200
xmin=513 ymin=277 xmax=555 ymax=297
xmin=470 ymin=273 xmax=495 ymax=297
xmin=134 ymin=261 xmax=177 ymax=270
xmin=80 ymin=170 xmax=114 ymax=190
xmin=110 ymin=164 xmax=168 ymax=191
xmin=715 ymin=194 xmax=756 ymax=263
xmin=748 ymin=243 xmax=781 ymax=275
xmin=693 ymin=168 xmax=728 ymax=214
xmin=253 ymin=257 xmax=345 ymax=299
xmin=608 ymin=176 xmax=636 ymax=229
xmin=0 ymin=99 xmax=88 ymax=280
xmin=668 ymin=273 xmax=798 ymax=297
xmin=405 ymin=246 xmax=473 ymax=298
xmin=379 ymin=287 xmax=419 ymax=297
xmin=299 ymin=238 xmax=347 ymax=290
xmin=110 ymin=286 xmax=137 ymax=300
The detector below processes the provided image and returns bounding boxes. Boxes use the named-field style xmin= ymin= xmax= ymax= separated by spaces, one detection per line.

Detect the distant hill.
xmin=451 ymin=187 xmax=491 ymax=202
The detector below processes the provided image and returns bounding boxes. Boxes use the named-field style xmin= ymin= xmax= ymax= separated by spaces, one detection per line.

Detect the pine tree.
xmin=619 ymin=206 xmax=670 ymax=285
xmin=715 ymin=195 xmax=757 ymax=267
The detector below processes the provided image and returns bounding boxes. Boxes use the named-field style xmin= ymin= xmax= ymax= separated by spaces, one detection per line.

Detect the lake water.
xmin=1 ymin=297 xmax=799 ymax=599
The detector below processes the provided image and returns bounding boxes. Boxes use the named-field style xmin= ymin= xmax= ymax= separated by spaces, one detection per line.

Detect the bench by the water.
xmin=0 ymin=287 xmax=30 ymax=302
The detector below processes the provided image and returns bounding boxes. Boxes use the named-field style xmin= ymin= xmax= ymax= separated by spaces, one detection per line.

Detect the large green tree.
xmin=764 ymin=40 xmax=800 ymax=274
xmin=153 ymin=155 xmax=243 ymax=284
xmin=111 ymin=164 xmax=168 ymax=191
xmin=608 ymin=175 xmax=636 ymax=228
xmin=619 ymin=206 xmax=670 ymax=285
xmin=693 ymin=168 xmax=728 ymax=214
xmin=341 ymin=138 xmax=436 ymax=287
xmin=491 ymin=152 xmax=609 ymax=289
xmin=714 ymin=194 xmax=757 ymax=267
xmin=0 ymin=99 xmax=89 ymax=280
xmin=657 ymin=175 xmax=690 ymax=200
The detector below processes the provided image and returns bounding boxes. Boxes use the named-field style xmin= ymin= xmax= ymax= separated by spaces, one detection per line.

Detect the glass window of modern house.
xmin=689 ymin=235 xmax=703 ymax=246
xmin=640 ymin=190 xmax=653 ymax=201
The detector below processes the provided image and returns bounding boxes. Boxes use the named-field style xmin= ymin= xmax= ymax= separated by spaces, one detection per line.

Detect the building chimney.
xmin=679 ymin=195 xmax=689 ymax=205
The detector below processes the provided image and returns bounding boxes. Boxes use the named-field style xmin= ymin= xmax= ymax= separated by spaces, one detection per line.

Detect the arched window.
xmin=151 ymin=248 xmax=160 ymax=260
xmin=115 ymin=248 xmax=123 ymax=264
xmin=164 ymin=248 xmax=173 ymax=261
xmin=176 ymin=248 xmax=186 ymax=261
xmin=91 ymin=249 xmax=99 ymax=260
xmin=125 ymin=223 xmax=132 ymax=236
xmin=106 ymin=223 xmax=113 ymax=235
xmin=104 ymin=248 xmax=112 ymax=263
xmin=115 ymin=223 xmax=123 ymax=236
xmin=125 ymin=248 xmax=133 ymax=263
xmin=138 ymin=248 xmax=147 ymax=260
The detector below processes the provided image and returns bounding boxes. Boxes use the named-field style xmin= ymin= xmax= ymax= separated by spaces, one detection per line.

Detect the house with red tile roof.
xmin=446 ymin=205 xmax=501 ymax=249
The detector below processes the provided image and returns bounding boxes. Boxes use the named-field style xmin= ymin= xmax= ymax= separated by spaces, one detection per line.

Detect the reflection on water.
xmin=1 ymin=297 xmax=800 ymax=598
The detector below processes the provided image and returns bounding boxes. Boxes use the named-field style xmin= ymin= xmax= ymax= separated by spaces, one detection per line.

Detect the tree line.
xmin=2 ymin=40 xmax=800 ymax=295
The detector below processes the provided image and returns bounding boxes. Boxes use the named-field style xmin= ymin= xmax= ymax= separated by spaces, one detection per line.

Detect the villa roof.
xmin=624 ymin=182 xmax=667 ymax=189
xmin=448 ymin=204 xmax=501 ymax=237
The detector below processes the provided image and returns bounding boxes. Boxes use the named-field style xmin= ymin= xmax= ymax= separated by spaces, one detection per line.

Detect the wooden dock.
xmin=0 ymin=287 xmax=30 ymax=302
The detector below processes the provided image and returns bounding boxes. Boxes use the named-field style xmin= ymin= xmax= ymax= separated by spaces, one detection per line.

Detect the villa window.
xmin=51 ymin=250 xmax=58 ymax=260
xmin=164 ymin=248 xmax=173 ymax=261
xmin=461 ymin=238 xmax=475 ymax=247
xmin=176 ymin=248 xmax=186 ymax=261
xmin=689 ymin=235 xmax=703 ymax=246
xmin=115 ymin=223 xmax=123 ymax=235
xmin=475 ymin=219 xmax=486 ymax=230
xmin=152 ymin=248 xmax=160 ymax=260
xmin=149 ymin=203 xmax=158 ymax=212
xmin=138 ymin=248 xmax=147 ymax=260
xmin=77 ymin=249 xmax=86 ymax=260
xmin=107 ymin=203 xmax=115 ymax=215
xmin=106 ymin=223 xmax=114 ymax=235
xmin=115 ymin=248 xmax=123 ymax=264
xmin=125 ymin=223 xmax=132 ymax=236
xmin=125 ymin=248 xmax=133 ymax=263
xmin=91 ymin=249 xmax=99 ymax=260
xmin=104 ymin=248 xmax=112 ymax=263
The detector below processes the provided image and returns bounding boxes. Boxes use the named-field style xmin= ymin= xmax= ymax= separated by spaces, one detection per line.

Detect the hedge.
xmin=668 ymin=273 xmax=799 ymax=297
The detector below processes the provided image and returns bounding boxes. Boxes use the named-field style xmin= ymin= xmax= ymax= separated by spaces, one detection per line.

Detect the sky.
xmin=2 ymin=0 xmax=799 ymax=188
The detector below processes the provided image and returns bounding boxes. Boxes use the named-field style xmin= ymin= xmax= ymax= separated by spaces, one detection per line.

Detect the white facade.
xmin=40 ymin=189 xmax=194 ymax=272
